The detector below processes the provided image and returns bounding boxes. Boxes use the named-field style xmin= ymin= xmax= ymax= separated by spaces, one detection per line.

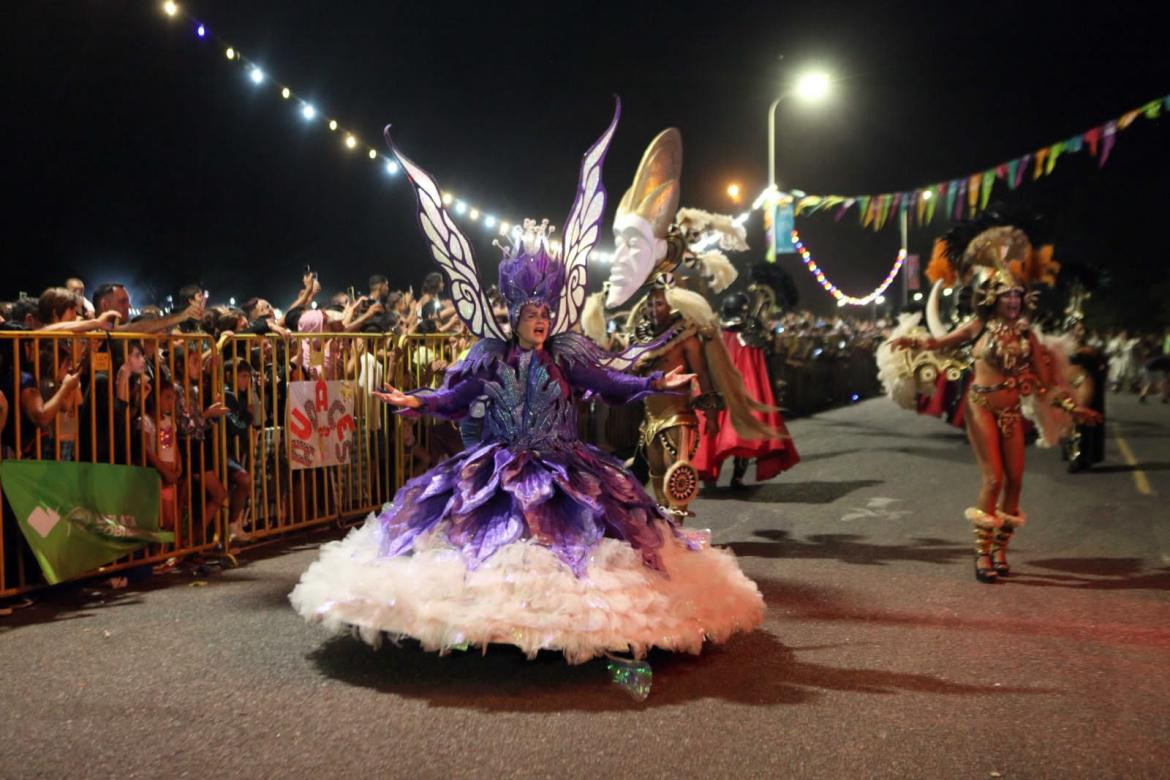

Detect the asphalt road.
xmin=2 ymin=392 xmax=1169 ymax=778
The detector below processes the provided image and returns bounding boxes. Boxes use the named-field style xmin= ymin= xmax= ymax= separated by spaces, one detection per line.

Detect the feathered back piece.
xmin=927 ymin=209 xmax=1060 ymax=303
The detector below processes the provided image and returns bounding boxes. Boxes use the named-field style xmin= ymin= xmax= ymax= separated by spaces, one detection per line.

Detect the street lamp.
xmin=767 ymin=69 xmax=833 ymax=189
xmin=726 ymin=182 xmax=742 ymax=203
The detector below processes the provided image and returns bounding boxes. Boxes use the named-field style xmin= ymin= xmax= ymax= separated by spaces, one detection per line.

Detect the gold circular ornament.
xmin=663 ymin=461 xmax=700 ymax=506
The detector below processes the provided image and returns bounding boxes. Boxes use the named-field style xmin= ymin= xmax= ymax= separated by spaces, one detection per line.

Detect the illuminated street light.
xmin=162 ymin=1 xmax=179 ymax=17
xmin=768 ymin=67 xmax=834 ymax=189
xmin=726 ymin=183 xmax=742 ymax=202
xmin=913 ymin=291 xmax=924 ymax=301
xmin=794 ymin=71 xmax=831 ymax=102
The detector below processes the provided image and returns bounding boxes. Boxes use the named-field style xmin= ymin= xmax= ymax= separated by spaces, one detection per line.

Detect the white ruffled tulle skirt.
xmin=289 ymin=518 xmax=764 ymax=665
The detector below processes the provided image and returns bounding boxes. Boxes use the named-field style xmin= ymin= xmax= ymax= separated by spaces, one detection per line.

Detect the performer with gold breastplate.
xmin=587 ymin=128 xmax=781 ymax=515
xmin=891 ymin=217 xmax=1101 ymax=583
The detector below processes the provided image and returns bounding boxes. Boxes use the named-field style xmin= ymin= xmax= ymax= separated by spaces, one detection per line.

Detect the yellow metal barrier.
xmin=0 ymin=329 xmax=472 ymax=597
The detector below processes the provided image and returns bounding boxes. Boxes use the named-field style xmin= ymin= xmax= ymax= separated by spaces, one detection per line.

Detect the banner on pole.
xmin=904 ymin=254 xmax=920 ymax=291
xmin=773 ymin=198 xmax=795 ymax=255
xmin=0 ymin=461 xmax=170 ymax=585
xmin=287 ymin=380 xmax=356 ymax=469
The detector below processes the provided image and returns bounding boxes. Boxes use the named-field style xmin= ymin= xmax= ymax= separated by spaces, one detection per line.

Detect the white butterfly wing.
xmin=552 ymin=99 xmax=621 ymax=336
xmin=386 ymin=127 xmax=507 ymax=342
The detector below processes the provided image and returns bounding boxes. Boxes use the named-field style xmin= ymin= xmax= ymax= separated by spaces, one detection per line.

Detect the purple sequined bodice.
xmin=482 ymin=349 xmax=577 ymax=447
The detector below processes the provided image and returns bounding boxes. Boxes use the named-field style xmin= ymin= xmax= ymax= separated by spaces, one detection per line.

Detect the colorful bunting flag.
xmin=967 ymin=173 xmax=981 ymax=216
xmin=953 ymin=179 xmax=967 ymax=220
xmin=1100 ymin=121 xmax=1118 ymax=167
xmin=980 ymin=169 xmax=996 ymax=210
xmin=775 ymin=92 xmax=1166 ymax=230
xmin=1045 ymin=141 xmax=1065 ymax=175
xmin=1032 ymin=148 xmax=1048 ymax=180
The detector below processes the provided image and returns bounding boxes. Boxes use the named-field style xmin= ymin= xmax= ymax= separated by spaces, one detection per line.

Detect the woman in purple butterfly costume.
xmin=291 ymin=103 xmax=763 ymax=664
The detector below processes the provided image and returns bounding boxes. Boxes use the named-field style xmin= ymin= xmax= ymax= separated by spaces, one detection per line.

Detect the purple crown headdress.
xmin=496 ymin=219 xmax=566 ymax=325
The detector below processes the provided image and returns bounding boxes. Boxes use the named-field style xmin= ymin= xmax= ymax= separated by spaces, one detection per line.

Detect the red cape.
xmin=692 ymin=330 xmax=799 ymax=482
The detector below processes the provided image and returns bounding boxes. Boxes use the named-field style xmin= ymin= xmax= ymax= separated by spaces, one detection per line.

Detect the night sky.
xmin=5 ymin=1 xmax=1169 ymax=325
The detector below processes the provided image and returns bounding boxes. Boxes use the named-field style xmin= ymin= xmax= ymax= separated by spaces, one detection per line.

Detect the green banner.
xmin=0 ymin=461 xmax=171 ymax=584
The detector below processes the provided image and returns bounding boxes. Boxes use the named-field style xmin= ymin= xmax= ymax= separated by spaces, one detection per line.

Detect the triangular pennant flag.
xmin=1118 ymin=109 xmax=1140 ymax=129
xmin=944 ymin=180 xmax=958 ymax=219
xmin=1064 ymin=134 xmax=1084 ymax=154
xmin=1016 ymin=154 xmax=1031 ymax=187
xmin=834 ymin=202 xmax=850 ymax=222
xmin=967 ymin=173 xmax=981 ymax=215
xmin=1084 ymin=126 xmax=1101 ymax=157
xmin=926 ymin=184 xmax=941 ymax=224
xmin=795 ymin=196 xmax=819 ymax=217
xmin=1033 ymin=148 xmax=1049 ymax=180
xmin=916 ymin=191 xmax=927 ymax=226
xmin=1006 ymin=159 xmax=1021 ymax=190
xmin=1100 ymin=121 xmax=1118 ymax=167
xmin=1142 ymin=99 xmax=1161 ymax=119
xmin=1045 ymin=141 xmax=1066 ymax=175
xmin=858 ymin=196 xmax=872 ymax=226
xmin=995 ymin=163 xmax=1008 ymax=179
xmin=875 ymin=194 xmax=892 ymax=230
xmin=953 ymin=179 xmax=967 ymax=220
xmin=980 ymin=169 xmax=996 ymax=210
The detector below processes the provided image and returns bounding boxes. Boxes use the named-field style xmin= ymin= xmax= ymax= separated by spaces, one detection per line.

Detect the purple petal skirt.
xmin=291 ymin=441 xmax=764 ymax=664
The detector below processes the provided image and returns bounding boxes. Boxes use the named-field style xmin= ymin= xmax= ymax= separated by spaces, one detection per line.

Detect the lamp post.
xmin=767 ymin=70 xmax=832 ymax=190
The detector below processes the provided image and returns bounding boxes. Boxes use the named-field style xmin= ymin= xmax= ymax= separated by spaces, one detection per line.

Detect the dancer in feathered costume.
xmin=291 ymin=103 xmax=764 ymax=663
xmin=584 ymin=128 xmax=785 ymax=514
xmin=888 ymin=214 xmax=1101 ymax=583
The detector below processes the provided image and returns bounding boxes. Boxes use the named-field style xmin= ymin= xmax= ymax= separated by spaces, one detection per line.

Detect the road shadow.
xmin=702 ymin=480 xmax=882 ymax=505
xmin=731 ymin=529 xmax=967 ymax=567
xmin=1011 ymin=557 xmax=1170 ymax=591
xmin=308 ymin=621 xmax=1041 ymax=712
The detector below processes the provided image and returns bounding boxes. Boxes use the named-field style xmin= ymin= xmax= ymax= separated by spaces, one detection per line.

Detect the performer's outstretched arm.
xmin=566 ymin=361 xmax=692 ymax=405
xmin=373 ymin=374 xmax=485 ymax=420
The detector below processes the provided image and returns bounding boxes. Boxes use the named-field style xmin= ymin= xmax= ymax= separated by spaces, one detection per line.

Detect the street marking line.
xmin=1112 ymin=425 xmax=1152 ymax=496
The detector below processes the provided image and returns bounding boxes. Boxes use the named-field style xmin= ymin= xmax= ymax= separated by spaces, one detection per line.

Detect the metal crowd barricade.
xmin=1 ymin=330 xmax=231 ymax=597
xmin=220 ymin=331 xmax=467 ymax=555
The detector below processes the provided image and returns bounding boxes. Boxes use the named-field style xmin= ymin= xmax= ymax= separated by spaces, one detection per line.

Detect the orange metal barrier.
xmin=0 ymin=329 xmax=469 ymax=598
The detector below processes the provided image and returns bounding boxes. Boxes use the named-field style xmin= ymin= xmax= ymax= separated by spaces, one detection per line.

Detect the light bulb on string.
xmin=196 ymin=24 xmax=206 ymax=38
xmin=249 ymin=67 xmax=264 ymax=85
xmin=281 ymin=87 xmax=290 ymax=99
xmin=328 ymin=119 xmax=338 ymax=131
xmin=302 ymin=104 xmax=316 ymax=120
xmin=344 ymin=135 xmax=357 ymax=149
xmin=368 ymin=149 xmax=377 ymax=159
xmin=454 ymin=200 xmax=467 ymax=215
xmin=385 ymin=160 xmax=400 ymax=175
xmin=225 ymin=47 xmax=235 ymax=60
xmin=163 ymin=1 xmax=179 ymax=17
xmin=483 ymin=215 xmax=496 ymax=228
xmin=441 ymin=193 xmax=454 ymax=206
xmin=469 ymin=208 xmax=480 ymax=221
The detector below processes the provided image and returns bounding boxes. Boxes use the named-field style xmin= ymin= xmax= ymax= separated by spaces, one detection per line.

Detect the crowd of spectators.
xmin=0 ymin=269 xmax=478 ymax=548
